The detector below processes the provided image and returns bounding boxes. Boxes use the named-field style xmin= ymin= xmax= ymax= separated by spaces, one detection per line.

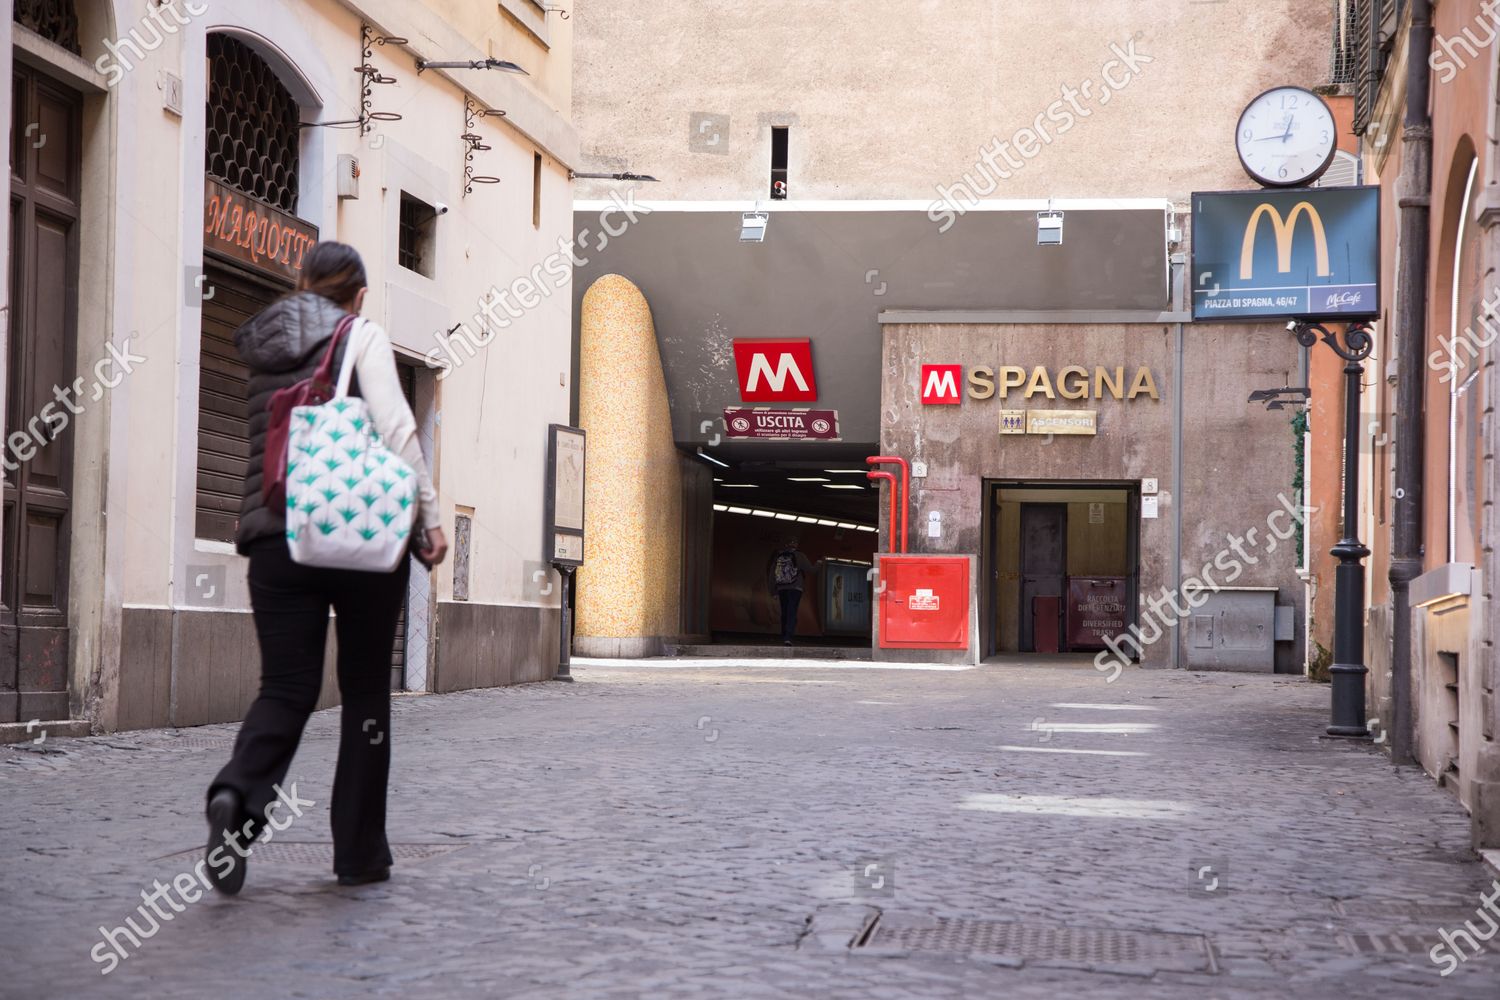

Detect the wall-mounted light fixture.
xmin=1037 ymin=209 xmax=1064 ymax=246
xmin=417 ymin=58 xmax=527 ymax=75
xmin=570 ymin=171 xmax=660 ymax=182
xmin=740 ymin=211 xmax=769 ymax=243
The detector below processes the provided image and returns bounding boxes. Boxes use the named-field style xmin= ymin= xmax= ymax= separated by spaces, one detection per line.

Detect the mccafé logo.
xmin=732 ymin=338 xmax=818 ymax=402
xmin=1240 ymin=200 xmax=1330 ymax=280
xmin=920 ymin=364 xmax=1159 ymax=405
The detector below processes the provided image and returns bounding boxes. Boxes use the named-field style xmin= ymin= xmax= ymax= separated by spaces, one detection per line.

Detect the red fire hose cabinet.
xmin=876 ymin=555 xmax=972 ymax=652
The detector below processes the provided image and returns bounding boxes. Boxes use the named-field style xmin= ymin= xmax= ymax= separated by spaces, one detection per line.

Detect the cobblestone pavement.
xmin=3 ymin=658 xmax=1499 ymax=999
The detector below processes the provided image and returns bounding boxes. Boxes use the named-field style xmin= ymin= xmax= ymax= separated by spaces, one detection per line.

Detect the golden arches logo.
xmin=1239 ymin=201 xmax=1331 ymax=280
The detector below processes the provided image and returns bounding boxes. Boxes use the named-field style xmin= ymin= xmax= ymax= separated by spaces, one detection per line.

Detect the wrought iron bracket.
xmin=359 ymin=23 xmax=406 ymax=134
xmin=1289 ymin=319 xmax=1374 ymax=363
xmin=463 ymin=98 xmax=506 ymax=195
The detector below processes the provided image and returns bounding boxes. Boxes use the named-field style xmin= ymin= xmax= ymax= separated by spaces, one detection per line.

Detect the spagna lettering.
xmin=964 ymin=365 xmax=1159 ymax=402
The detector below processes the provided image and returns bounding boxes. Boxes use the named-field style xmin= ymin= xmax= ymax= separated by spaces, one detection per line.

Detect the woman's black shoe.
xmin=337 ymin=867 xmax=390 ymax=887
xmin=204 ymin=789 xmax=247 ymax=895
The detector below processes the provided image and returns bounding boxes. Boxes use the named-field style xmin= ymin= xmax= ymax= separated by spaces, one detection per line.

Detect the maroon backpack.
xmin=261 ymin=314 xmax=355 ymax=507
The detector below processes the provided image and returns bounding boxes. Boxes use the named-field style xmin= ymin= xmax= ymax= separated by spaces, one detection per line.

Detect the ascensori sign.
xmin=1190 ymin=186 xmax=1379 ymax=321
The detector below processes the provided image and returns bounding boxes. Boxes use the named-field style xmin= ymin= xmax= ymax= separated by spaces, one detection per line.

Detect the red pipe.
xmin=865 ymin=456 xmax=909 ymax=553
xmin=866 ymin=470 xmax=898 ymax=554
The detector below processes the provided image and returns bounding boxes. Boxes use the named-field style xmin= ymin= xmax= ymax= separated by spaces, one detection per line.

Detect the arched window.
xmin=12 ymin=0 xmax=80 ymax=55
xmin=205 ymin=34 xmax=301 ymax=214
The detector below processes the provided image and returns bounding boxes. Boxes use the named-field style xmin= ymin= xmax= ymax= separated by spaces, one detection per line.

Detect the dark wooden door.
xmin=3 ymin=66 xmax=82 ymax=722
xmin=1018 ymin=503 xmax=1066 ymax=653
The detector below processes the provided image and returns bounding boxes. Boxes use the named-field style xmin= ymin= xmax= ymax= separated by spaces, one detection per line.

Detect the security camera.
xmin=434 ymin=202 xmax=451 ymax=216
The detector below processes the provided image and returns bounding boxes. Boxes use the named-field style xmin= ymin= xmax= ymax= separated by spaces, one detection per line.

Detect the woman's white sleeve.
xmin=352 ymin=321 xmax=442 ymax=531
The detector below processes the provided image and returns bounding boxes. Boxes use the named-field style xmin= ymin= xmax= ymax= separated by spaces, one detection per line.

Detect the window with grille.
xmin=399 ymin=193 xmax=438 ymax=277
xmin=205 ymin=34 xmax=301 ymax=213
xmin=13 ymin=0 xmax=81 ymax=54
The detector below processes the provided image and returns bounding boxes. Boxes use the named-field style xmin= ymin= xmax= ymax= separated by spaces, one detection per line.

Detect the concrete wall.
xmin=881 ymin=321 xmax=1306 ymax=672
xmin=574 ymin=274 xmax=683 ymax=656
xmin=573 ymin=0 xmax=1333 ymax=203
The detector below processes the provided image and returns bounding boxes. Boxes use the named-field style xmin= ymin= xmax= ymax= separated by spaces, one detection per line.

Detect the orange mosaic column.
xmin=575 ymin=274 xmax=683 ymax=656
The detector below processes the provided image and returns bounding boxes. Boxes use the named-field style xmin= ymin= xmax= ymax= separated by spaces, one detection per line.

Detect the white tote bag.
xmin=283 ymin=318 xmax=417 ymax=571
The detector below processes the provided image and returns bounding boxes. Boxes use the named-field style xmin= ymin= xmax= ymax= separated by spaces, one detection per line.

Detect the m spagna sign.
xmin=1190 ymin=186 xmax=1379 ymax=321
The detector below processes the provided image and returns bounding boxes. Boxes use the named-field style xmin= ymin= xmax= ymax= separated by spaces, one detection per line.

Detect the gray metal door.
xmin=1018 ymin=504 xmax=1066 ymax=653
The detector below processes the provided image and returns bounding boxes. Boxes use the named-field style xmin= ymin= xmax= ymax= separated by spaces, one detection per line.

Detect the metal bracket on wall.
xmin=359 ymin=24 xmax=406 ymax=134
xmin=298 ymin=23 xmax=406 ymax=132
xmin=463 ymin=98 xmax=505 ymax=195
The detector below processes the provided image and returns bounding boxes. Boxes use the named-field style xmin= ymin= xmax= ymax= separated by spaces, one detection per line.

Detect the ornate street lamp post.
xmin=1292 ymin=320 xmax=1374 ymax=737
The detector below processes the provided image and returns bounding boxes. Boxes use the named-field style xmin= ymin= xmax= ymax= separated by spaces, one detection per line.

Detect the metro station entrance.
xmin=702 ymin=456 xmax=880 ymax=644
xmin=983 ymin=481 xmax=1140 ymax=658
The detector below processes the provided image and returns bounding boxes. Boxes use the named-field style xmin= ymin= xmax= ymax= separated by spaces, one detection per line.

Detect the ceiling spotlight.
xmin=739 ymin=211 xmax=769 ymax=243
xmin=1037 ymin=210 xmax=1064 ymax=246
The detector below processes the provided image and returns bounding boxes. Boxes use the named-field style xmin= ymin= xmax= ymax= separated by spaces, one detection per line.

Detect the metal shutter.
xmin=196 ymin=264 xmax=287 ymax=542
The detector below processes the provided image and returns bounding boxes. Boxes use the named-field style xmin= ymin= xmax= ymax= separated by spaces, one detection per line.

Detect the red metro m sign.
xmin=732 ymin=338 xmax=818 ymax=402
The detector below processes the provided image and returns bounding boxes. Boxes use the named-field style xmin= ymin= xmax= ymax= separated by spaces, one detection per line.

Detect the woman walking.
xmin=204 ymin=242 xmax=446 ymax=892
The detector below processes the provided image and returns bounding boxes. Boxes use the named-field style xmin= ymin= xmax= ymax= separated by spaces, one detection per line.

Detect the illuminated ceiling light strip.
xmin=695 ymin=447 xmax=730 ymax=469
xmin=822 ymin=484 xmax=865 ymax=490
xmin=713 ymin=505 xmax=877 ymax=531
xmin=787 ymin=477 xmax=832 ymax=482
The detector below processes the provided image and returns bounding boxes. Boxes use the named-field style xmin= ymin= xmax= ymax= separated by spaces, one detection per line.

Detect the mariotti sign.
xmin=1190 ymin=186 xmax=1379 ymax=321
xmin=203 ymin=176 xmax=319 ymax=283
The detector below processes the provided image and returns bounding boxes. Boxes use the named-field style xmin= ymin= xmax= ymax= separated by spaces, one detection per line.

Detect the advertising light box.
xmin=1191 ymin=186 xmax=1379 ymax=322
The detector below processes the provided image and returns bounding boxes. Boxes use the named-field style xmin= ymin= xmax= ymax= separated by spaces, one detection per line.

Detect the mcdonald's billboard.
xmin=1190 ymin=186 xmax=1379 ymax=321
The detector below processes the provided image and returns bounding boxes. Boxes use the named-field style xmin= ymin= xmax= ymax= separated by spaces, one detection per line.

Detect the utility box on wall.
xmin=1185 ymin=587 xmax=1278 ymax=672
xmin=874 ymin=554 xmax=976 ymax=662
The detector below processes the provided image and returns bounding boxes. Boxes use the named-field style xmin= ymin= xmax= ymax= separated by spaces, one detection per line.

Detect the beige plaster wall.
xmin=573 ymin=0 xmax=1333 ymax=201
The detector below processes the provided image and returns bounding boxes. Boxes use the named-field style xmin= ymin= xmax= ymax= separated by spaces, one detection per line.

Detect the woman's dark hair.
xmin=296 ymin=241 xmax=367 ymax=306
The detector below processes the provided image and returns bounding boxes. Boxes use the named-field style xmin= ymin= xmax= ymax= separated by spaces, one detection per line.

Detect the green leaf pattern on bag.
xmin=284 ymin=395 xmax=417 ymax=550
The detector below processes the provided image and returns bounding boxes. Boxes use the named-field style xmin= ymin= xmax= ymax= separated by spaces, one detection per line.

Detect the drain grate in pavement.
xmin=1331 ymin=899 xmax=1482 ymax=921
xmin=1339 ymin=930 xmax=1496 ymax=958
xmin=1339 ymin=932 xmax=1446 ymax=956
xmin=854 ymin=914 xmax=1217 ymax=973
xmin=152 ymin=842 xmax=468 ymax=866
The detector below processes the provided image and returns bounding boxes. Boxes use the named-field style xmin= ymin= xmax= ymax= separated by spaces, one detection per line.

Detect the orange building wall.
xmin=1306 ymin=93 xmax=1362 ymax=666
xmin=1424 ymin=0 xmax=1493 ymax=572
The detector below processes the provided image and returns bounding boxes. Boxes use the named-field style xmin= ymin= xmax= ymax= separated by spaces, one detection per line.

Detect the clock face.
xmin=1235 ymin=86 xmax=1338 ymax=187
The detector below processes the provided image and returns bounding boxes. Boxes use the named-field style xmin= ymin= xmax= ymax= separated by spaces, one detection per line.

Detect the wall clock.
xmin=1235 ymin=86 xmax=1338 ymax=187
